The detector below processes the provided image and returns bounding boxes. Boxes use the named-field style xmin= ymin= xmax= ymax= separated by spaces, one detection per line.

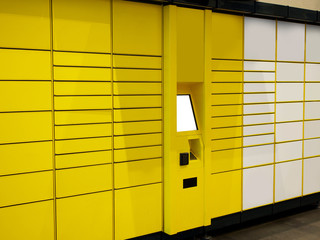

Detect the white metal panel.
xmin=304 ymin=157 xmax=320 ymax=195
xmin=243 ymin=124 xmax=274 ymax=136
xmin=244 ymin=61 xmax=275 ymax=71
xmin=276 ymin=122 xmax=303 ymax=142
xmin=243 ymin=165 xmax=274 ymax=210
xmin=306 ymin=24 xmax=320 ymax=62
xmin=275 ymin=141 xmax=303 ymax=162
xmin=305 ymin=102 xmax=320 ymax=120
xmin=275 ymin=160 xmax=302 ymax=202
xmin=305 ymin=83 xmax=320 ymax=101
xmin=243 ymin=144 xmax=274 ymax=167
xmin=244 ymin=72 xmax=275 ymax=82
xmin=305 ymin=64 xmax=320 ymax=81
xmin=244 ymin=93 xmax=275 ymax=103
xmin=244 ymin=83 xmax=275 ymax=93
xmin=243 ymin=103 xmax=274 ymax=114
xmin=276 ymin=83 xmax=304 ymax=102
xmin=276 ymin=63 xmax=304 ymax=82
xmin=277 ymin=21 xmax=305 ymax=62
xmin=244 ymin=17 xmax=276 ymax=61
xmin=243 ymin=114 xmax=274 ymax=125
xmin=305 ymin=120 xmax=320 ymax=139
xmin=276 ymin=103 xmax=303 ymax=122
xmin=304 ymin=138 xmax=320 ymax=158
xmin=243 ymin=134 xmax=274 ymax=147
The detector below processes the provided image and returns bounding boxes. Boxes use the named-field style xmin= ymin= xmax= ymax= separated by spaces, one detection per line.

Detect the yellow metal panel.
xmin=114 ymin=133 xmax=162 ymax=149
xmin=114 ymin=82 xmax=161 ymax=95
xmin=212 ymin=72 xmax=243 ymax=82
xmin=114 ymin=108 xmax=162 ymax=122
xmin=55 ymin=123 xmax=112 ymax=140
xmin=212 ymin=127 xmax=242 ymax=140
xmin=211 ymin=116 xmax=242 ymax=128
xmin=55 ymin=137 xmax=111 ymax=154
xmin=211 ymin=94 xmax=243 ymax=105
xmin=114 ymin=96 xmax=161 ymax=108
xmin=0 ymin=112 xmax=52 ymax=144
xmin=113 ymin=55 xmax=161 ymax=69
xmin=114 ymin=121 xmax=162 ymax=135
xmin=0 ymin=201 xmax=54 ymax=240
xmin=57 ymin=192 xmax=112 ymax=240
xmin=0 ymin=141 xmax=52 ymax=176
xmin=212 ymin=13 xmax=243 ymax=59
xmin=212 ymin=60 xmax=242 ymax=71
xmin=212 ymin=137 xmax=242 ymax=151
xmin=56 ymin=150 xmax=112 ymax=169
xmin=209 ymin=171 xmax=242 ymax=218
xmin=115 ymin=184 xmax=162 ymax=240
xmin=0 ymin=171 xmax=53 ymax=207
xmin=56 ymin=165 xmax=112 ymax=197
xmin=114 ymin=158 xmax=162 ymax=188
xmin=212 ymin=83 xmax=243 ymax=94
xmin=54 ymin=82 xmax=112 ymax=95
xmin=55 ymin=110 xmax=112 ymax=125
xmin=0 ymin=81 xmax=51 ymax=112
xmin=177 ymin=7 xmax=204 ymax=83
xmin=0 ymin=0 xmax=50 ymax=49
xmin=113 ymin=0 xmax=162 ymax=55
xmin=54 ymin=96 xmax=112 ymax=110
xmin=211 ymin=105 xmax=243 ymax=117
xmin=0 ymin=49 xmax=51 ymax=80
xmin=114 ymin=146 xmax=162 ymax=162
xmin=53 ymin=0 xmax=111 ymax=52
xmin=211 ymin=148 xmax=242 ymax=173
xmin=54 ymin=67 xmax=111 ymax=81
xmin=114 ymin=69 xmax=162 ymax=82
xmin=54 ymin=52 xmax=111 ymax=67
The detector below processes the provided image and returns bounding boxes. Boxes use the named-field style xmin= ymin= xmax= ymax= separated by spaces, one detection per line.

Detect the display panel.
xmin=177 ymin=95 xmax=198 ymax=132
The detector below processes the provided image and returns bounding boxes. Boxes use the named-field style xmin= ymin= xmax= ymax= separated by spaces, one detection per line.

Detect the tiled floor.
xmin=206 ymin=205 xmax=320 ymax=240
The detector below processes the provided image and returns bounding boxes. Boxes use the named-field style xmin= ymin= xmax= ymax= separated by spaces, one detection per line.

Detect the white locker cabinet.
xmin=275 ymin=141 xmax=303 ymax=163
xmin=244 ymin=17 xmax=276 ymax=61
xmin=305 ymin=83 xmax=320 ymax=101
xmin=243 ymin=165 xmax=274 ymax=210
xmin=243 ymin=114 xmax=274 ymax=125
xmin=305 ymin=102 xmax=320 ymax=120
xmin=244 ymin=83 xmax=275 ymax=93
xmin=304 ymin=157 xmax=320 ymax=195
xmin=304 ymin=120 xmax=320 ymax=139
xmin=276 ymin=122 xmax=303 ymax=142
xmin=243 ymin=134 xmax=274 ymax=147
xmin=243 ymin=124 xmax=274 ymax=136
xmin=305 ymin=64 xmax=320 ymax=81
xmin=275 ymin=160 xmax=302 ymax=202
xmin=277 ymin=21 xmax=305 ymax=62
xmin=304 ymin=138 xmax=320 ymax=158
xmin=244 ymin=72 xmax=275 ymax=82
xmin=244 ymin=93 xmax=275 ymax=104
xmin=276 ymin=83 xmax=304 ymax=102
xmin=276 ymin=63 xmax=304 ymax=82
xmin=243 ymin=144 xmax=274 ymax=168
xmin=244 ymin=61 xmax=275 ymax=71
xmin=306 ymin=25 xmax=320 ymax=62
xmin=276 ymin=103 xmax=303 ymax=122
xmin=243 ymin=103 xmax=274 ymax=114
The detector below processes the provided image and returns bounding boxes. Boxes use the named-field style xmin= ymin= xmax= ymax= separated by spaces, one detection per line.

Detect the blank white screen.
xmin=177 ymin=95 xmax=197 ymax=132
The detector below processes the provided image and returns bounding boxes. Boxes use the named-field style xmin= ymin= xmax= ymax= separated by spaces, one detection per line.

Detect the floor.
xmin=205 ymin=205 xmax=320 ymax=240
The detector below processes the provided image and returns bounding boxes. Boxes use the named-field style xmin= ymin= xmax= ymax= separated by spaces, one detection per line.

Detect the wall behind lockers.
xmin=210 ymin=12 xmax=320 ymax=219
xmin=258 ymin=0 xmax=320 ymax=11
xmin=0 ymin=0 xmax=163 ymax=240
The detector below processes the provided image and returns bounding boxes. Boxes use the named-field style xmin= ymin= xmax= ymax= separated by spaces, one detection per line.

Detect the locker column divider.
xmin=241 ymin=14 xmax=244 ymax=214
xmin=302 ymin=23 xmax=307 ymax=197
xmin=273 ymin=20 xmax=277 ymax=205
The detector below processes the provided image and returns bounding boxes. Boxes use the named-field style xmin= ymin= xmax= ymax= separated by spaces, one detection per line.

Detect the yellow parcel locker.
xmin=54 ymin=67 xmax=111 ymax=81
xmin=114 ymin=121 xmax=162 ymax=135
xmin=212 ymin=60 xmax=242 ymax=71
xmin=54 ymin=82 xmax=112 ymax=96
xmin=114 ymin=96 xmax=161 ymax=108
xmin=53 ymin=52 xmax=111 ymax=67
xmin=53 ymin=0 xmax=111 ymax=52
xmin=114 ymin=146 xmax=162 ymax=162
xmin=211 ymin=148 xmax=242 ymax=173
xmin=211 ymin=116 xmax=243 ymax=128
xmin=55 ymin=110 xmax=112 ymax=125
xmin=211 ymin=94 xmax=243 ymax=105
xmin=211 ymin=137 xmax=242 ymax=151
xmin=54 ymin=96 xmax=112 ymax=110
xmin=113 ymin=69 xmax=162 ymax=82
xmin=113 ymin=82 xmax=162 ymax=95
xmin=115 ymin=184 xmax=162 ymax=240
xmin=212 ymin=127 xmax=242 ymax=140
xmin=57 ymin=191 xmax=112 ymax=240
xmin=113 ymin=55 xmax=161 ymax=69
xmin=113 ymin=0 xmax=162 ymax=55
xmin=0 ymin=201 xmax=54 ymax=240
xmin=114 ymin=108 xmax=162 ymax=122
xmin=114 ymin=133 xmax=162 ymax=149
xmin=211 ymin=105 xmax=243 ymax=117
xmin=211 ymin=82 xmax=243 ymax=94
xmin=212 ymin=72 xmax=243 ymax=82
xmin=56 ymin=164 xmax=112 ymax=198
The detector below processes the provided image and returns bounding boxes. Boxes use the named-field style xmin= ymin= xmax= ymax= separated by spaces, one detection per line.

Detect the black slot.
xmin=183 ymin=177 xmax=197 ymax=188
